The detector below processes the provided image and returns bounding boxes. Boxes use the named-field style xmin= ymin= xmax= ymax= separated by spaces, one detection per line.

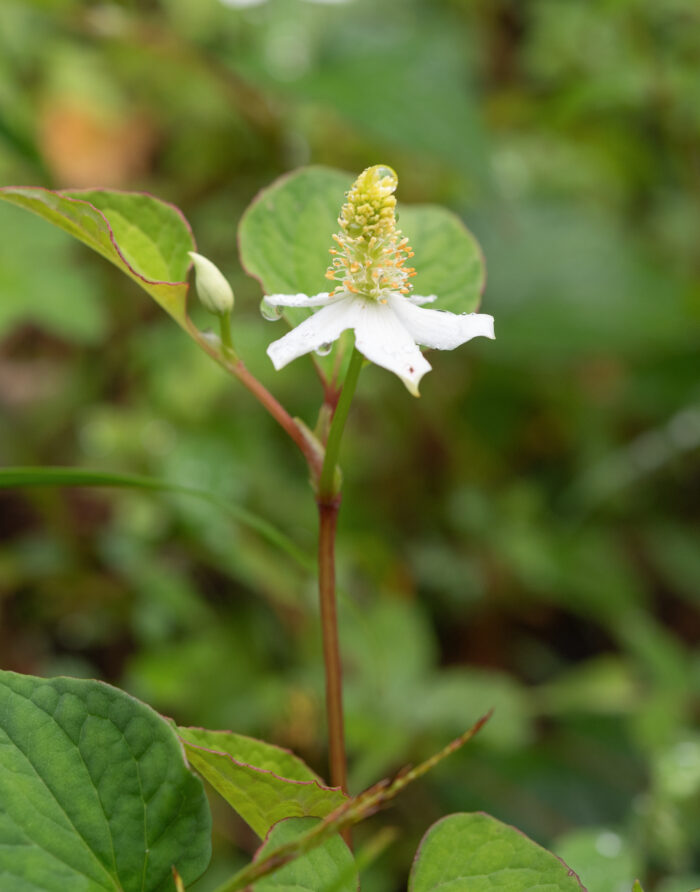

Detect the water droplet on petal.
xmin=315 ymin=342 xmax=333 ymax=357
xmin=260 ymin=298 xmax=283 ymax=321
xmin=346 ymin=221 xmax=363 ymax=237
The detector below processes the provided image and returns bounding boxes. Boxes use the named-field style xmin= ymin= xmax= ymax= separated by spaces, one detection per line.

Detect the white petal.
xmin=406 ymin=294 xmax=437 ymax=306
xmin=388 ymin=295 xmax=495 ymax=350
xmin=264 ymin=291 xmax=346 ymax=308
xmin=352 ymin=300 xmax=431 ymax=396
xmin=266 ymin=297 xmax=359 ymax=369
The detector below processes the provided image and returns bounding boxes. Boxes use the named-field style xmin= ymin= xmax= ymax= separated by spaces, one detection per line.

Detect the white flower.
xmin=263 ymin=165 xmax=494 ymax=396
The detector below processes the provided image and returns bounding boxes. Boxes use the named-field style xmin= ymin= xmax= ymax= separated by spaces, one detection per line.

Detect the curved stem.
xmin=188 ymin=321 xmax=323 ymax=479
xmin=318 ymin=348 xmax=364 ymax=503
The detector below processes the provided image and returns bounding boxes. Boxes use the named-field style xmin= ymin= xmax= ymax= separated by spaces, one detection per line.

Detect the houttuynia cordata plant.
xmin=0 ymin=165 xmax=643 ymax=891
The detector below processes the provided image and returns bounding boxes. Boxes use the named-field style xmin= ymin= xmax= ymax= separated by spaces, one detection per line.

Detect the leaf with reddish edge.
xmin=0 ymin=186 xmax=195 ymax=325
xmin=211 ymin=713 xmax=491 ymax=892
xmin=410 ymin=812 xmax=588 ymax=892
xmin=178 ymin=726 xmax=348 ymax=838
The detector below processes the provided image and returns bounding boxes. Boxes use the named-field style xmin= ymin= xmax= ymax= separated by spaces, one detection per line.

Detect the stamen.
xmin=324 ymin=164 xmax=416 ymax=301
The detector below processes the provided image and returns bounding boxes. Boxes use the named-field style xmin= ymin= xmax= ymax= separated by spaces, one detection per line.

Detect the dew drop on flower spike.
xmin=315 ymin=342 xmax=333 ymax=357
xmin=260 ymin=298 xmax=283 ymax=321
xmin=373 ymin=166 xmax=398 ymax=186
xmin=324 ymin=163 xmax=415 ymax=301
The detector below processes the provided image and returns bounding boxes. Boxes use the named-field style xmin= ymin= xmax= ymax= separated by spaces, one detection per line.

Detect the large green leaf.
xmin=0 ymin=187 xmax=195 ymax=325
xmin=0 ymin=670 xmax=211 ymax=892
xmin=410 ymin=812 xmax=587 ymax=892
xmin=178 ymin=726 xmax=347 ymax=838
xmin=239 ymin=166 xmax=485 ymax=313
xmin=400 ymin=204 xmax=486 ymax=312
xmin=251 ymin=817 xmax=357 ymax=892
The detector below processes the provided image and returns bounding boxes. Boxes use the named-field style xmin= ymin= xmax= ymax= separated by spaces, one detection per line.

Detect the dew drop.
xmin=374 ymin=165 xmax=398 ymax=191
xmin=260 ymin=298 xmax=282 ymax=321
xmin=346 ymin=221 xmax=363 ymax=237
xmin=315 ymin=342 xmax=333 ymax=357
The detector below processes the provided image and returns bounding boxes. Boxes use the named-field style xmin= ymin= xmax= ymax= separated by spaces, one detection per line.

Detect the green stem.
xmin=219 ymin=311 xmax=236 ymax=357
xmin=314 ymin=347 xmax=363 ymax=840
xmin=318 ymin=501 xmax=347 ymax=798
xmin=188 ymin=320 xmax=323 ymax=479
xmin=318 ymin=348 xmax=363 ymax=503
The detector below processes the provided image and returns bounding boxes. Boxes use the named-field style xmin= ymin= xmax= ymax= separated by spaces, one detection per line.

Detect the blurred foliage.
xmin=0 ymin=0 xmax=698 ymax=889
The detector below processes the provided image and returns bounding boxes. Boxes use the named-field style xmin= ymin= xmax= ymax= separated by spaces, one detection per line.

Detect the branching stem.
xmin=189 ymin=321 xmax=323 ymax=479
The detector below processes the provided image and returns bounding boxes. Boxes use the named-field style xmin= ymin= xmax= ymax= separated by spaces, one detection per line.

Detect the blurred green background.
xmin=1 ymin=1 xmax=699 ymax=890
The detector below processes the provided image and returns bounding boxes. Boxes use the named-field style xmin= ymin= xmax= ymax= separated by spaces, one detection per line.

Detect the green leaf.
xmin=251 ymin=817 xmax=357 ymax=892
xmin=0 ymin=670 xmax=211 ymax=892
xmin=0 ymin=187 xmax=195 ymax=325
xmin=632 ymin=882 xmax=645 ymax=892
xmin=178 ymin=726 xmax=347 ymax=838
xmin=239 ymin=166 xmax=485 ymax=313
xmin=410 ymin=812 xmax=587 ymax=892
xmin=0 ymin=466 xmax=313 ymax=572
xmin=213 ymin=714 xmax=489 ymax=892
xmin=400 ymin=204 xmax=485 ymax=312
xmin=239 ymin=167 xmax=350 ymax=297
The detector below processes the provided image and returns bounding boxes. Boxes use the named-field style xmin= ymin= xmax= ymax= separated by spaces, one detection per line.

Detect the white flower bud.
xmin=188 ymin=251 xmax=234 ymax=316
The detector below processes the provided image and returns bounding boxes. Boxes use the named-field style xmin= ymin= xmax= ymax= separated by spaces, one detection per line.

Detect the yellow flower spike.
xmin=325 ymin=164 xmax=416 ymax=301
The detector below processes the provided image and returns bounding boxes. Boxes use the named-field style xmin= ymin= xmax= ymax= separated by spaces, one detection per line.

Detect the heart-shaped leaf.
xmin=239 ymin=166 xmax=485 ymax=313
xmin=0 ymin=187 xmax=195 ymax=325
xmin=251 ymin=817 xmax=357 ymax=892
xmin=410 ymin=812 xmax=587 ymax=892
xmin=179 ymin=726 xmax=347 ymax=838
xmin=0 ymin=670 xmax=211 ymax=892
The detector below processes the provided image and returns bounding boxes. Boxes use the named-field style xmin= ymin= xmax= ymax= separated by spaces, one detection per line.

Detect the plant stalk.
xmin=318 ymin=349 xmax=364 ymax=501
xmin=314 ymin=348 xmax=363 ymax=847
xmin=189 ymin=320 xmax=323 ymax=479
xmin=317 ymin=500 xmax=347 ymax=794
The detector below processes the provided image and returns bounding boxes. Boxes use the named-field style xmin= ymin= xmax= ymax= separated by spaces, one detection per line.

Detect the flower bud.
xmin=188 ymin=251 xmax=234 ymax=316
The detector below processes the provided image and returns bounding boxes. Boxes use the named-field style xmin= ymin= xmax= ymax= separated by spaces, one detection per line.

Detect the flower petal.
xmin=352 ymin=300 xmax=431 ymax=396
xmin=266 ymin=296 xmax=359 ymax=369
xmin=388 ymin=295 xmax=495 ymax=350
xmin=263 ymin=291 xmax=346 ymax=308
xmin=406 ymin=294 xmax=437 ymax=305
